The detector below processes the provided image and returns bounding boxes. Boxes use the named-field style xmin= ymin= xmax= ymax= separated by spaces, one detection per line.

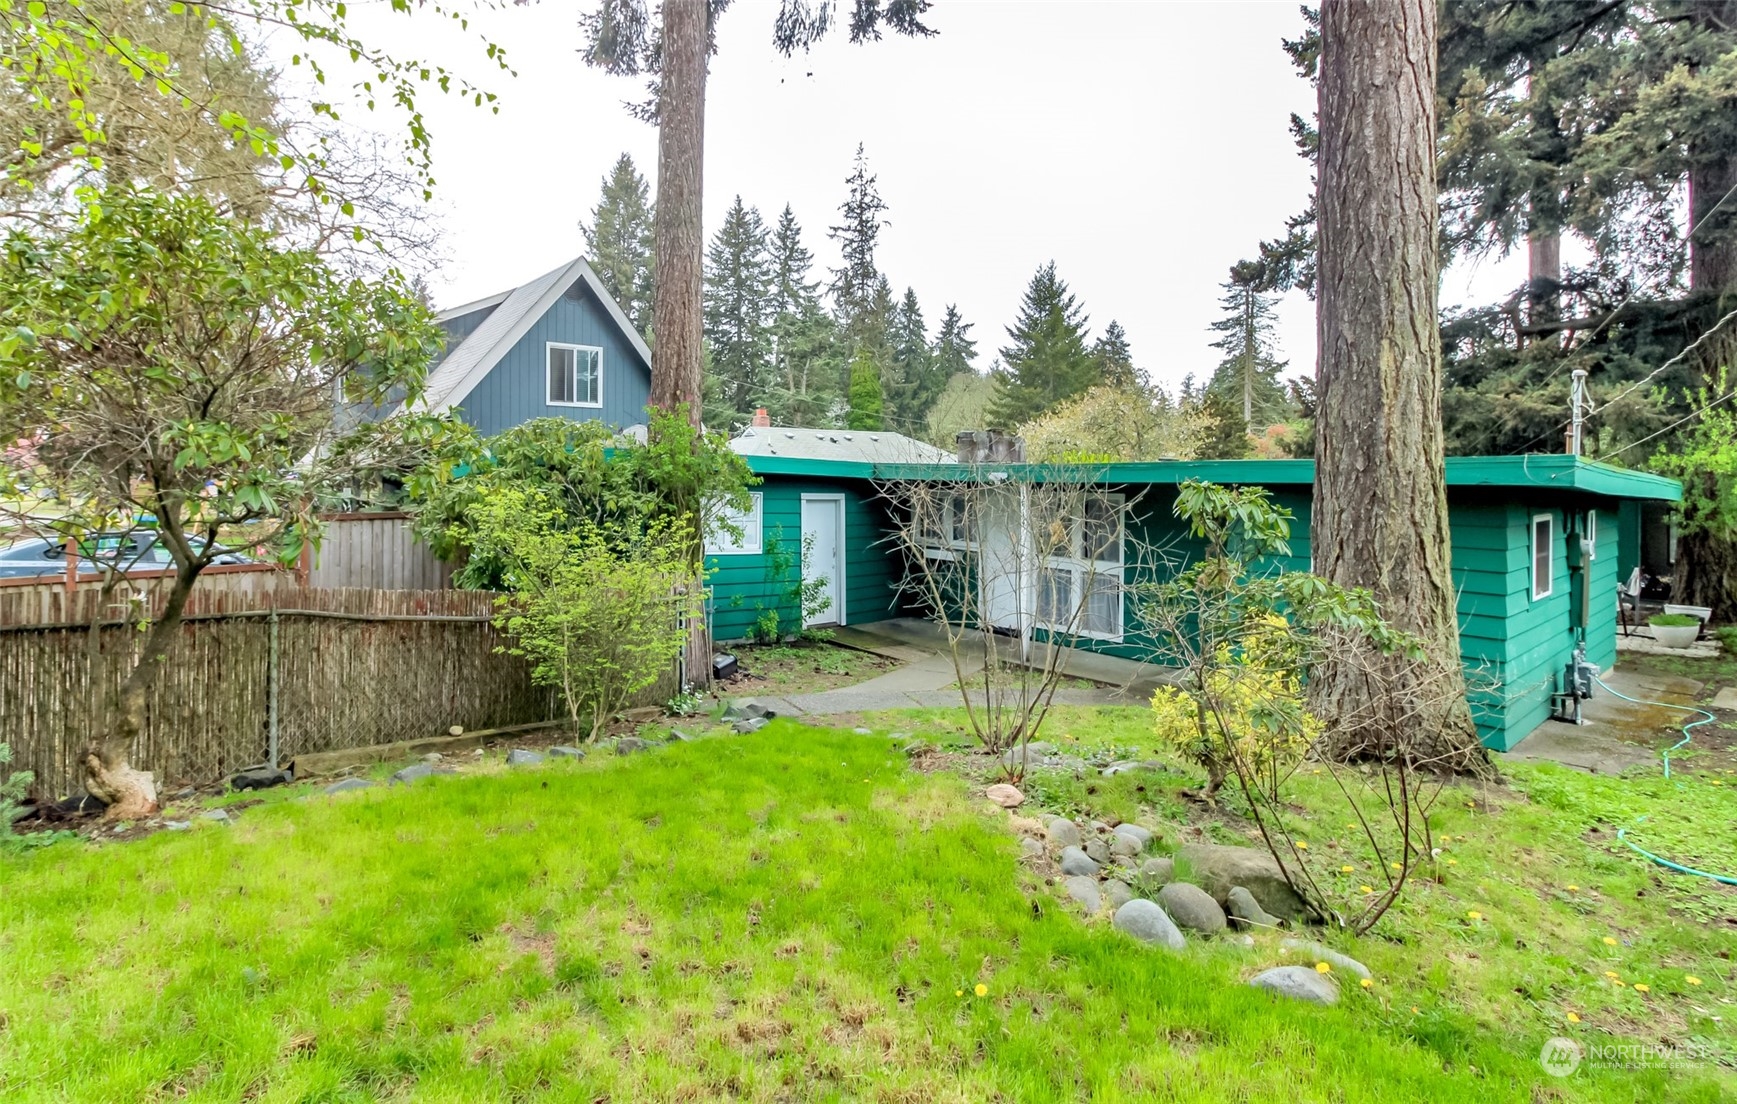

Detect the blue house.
xmin=412 ymin=256 xmax=652 ymax=434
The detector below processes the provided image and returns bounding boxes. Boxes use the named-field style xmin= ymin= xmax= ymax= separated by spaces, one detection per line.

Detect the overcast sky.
xmin=308 ymin=1 xmax=1531 ymax=393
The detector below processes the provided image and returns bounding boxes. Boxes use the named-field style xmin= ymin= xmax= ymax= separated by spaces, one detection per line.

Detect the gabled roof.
xmin=730 ymin=426 xmax=955 ymax=465
xmin=416 ymin=256 xmax=653 ymax=416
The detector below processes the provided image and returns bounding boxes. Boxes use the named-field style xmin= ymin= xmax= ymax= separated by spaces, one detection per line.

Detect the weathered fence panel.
xmin=306 ymin=513 xmax=454 ymax=591
xmin=0 ymin=585 xmax=558 ymax=800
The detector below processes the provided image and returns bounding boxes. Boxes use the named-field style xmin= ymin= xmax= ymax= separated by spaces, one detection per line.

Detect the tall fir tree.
xmin=828 ymin=144 xmax=889 ymax=347
xmin=986 ymin=262 xmax=1100 ymax=430
xmin=702 ymin=195 xmax=774 ymax=428
xmin=763 ymin=204 xmax=841 ymax=427
xmin=581 ymin=152 xmax=655 ymax=340
xmin=1205 ymin=269 xmax=1290 ymax=429
xmin=885 ymin=286 xmax=945 ymax=432
xmin=845 ymin=348 xmax=885 ymax=430
xmin=932 ymin=303 xmax=978 ymax=380
xmin=1091 ymin=320 xmax=1136 ymax=387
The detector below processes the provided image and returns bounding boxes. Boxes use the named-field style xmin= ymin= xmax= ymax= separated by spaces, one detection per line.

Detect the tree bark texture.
xmin=1310 ymin=0 xmax=1486 ymax=771
xmin=650 ymin=0 xmax=707 ymax=427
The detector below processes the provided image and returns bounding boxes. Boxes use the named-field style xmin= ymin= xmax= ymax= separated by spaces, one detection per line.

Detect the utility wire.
xmin=1603 ymin=385 xmax=1737 ymax=460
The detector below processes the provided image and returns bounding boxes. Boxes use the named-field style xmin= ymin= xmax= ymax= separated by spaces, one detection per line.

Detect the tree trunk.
xmin=1310 ymin=0 xmax=1486 ymax=772
xmin=650 ymin=0 xmax=707 ymax=427
xmin=84 ymin=565 xmax=199 ymax=819
xmin=1526 ymin=228 xmax=1561 ymax=344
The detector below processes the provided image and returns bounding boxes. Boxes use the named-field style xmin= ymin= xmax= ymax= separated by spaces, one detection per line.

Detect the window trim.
xmin=545 ymin=341 xmax=604 ymax=409
xmin=1036 ymin=491 xmax=1126 ymax=641
xmin=704 ymin=492 xmax=764 ymax=557
xmin=1531 ymin=512 xmax=1555 ymax=601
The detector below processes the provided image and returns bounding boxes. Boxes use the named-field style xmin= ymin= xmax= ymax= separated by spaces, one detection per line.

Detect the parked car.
xmin=0 ymin=531 xmax=251 ymax=579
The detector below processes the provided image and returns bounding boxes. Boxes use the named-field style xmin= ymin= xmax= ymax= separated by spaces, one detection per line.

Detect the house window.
xmin=1037 ymin=491 xmax=1125 ymax=639
xmin=547 ymin=343 xmax=602 ymax=407
xmin=919 ymin=491 xmax=973 ymax=559
xmin=705 ymin=493 xmax=763 ymax=556
xmin=1532 ymin=513 xmax=1554 ymax=600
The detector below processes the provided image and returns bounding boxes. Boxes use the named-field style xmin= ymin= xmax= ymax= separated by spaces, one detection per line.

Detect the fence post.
xmin=268 ymin=607 xmax=280 ymax=770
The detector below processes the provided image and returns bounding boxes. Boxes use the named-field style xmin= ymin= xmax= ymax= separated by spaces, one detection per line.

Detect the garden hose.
xmin=1588 ymin=674 xmax=1737 ymax=886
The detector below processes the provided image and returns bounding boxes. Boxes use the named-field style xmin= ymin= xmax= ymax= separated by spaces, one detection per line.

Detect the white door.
xmin=800 ymin=496 xmax=845 ymax=627
xmin=978 ymin=486 xmax=1026 ymax=631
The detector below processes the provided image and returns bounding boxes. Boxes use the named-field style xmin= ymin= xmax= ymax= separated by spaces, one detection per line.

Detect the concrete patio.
xmin=1500 ymin=667 xmax=1709 ymax=775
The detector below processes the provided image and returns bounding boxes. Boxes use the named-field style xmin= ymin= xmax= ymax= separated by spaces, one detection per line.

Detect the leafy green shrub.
xmin=466 ymin=488 xmax=703 ymax=740
xmin=751 ymin=608 xmax=782 ymax=645
xmin=0 ymin=743 xmax=30 ymax=847
xmin=1649 ymin=613 xmax=1701 ymax=627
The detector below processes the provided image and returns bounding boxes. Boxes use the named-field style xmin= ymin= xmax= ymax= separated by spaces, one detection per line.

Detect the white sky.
xmin=299 ymin=0 xmax=1532 ymax=392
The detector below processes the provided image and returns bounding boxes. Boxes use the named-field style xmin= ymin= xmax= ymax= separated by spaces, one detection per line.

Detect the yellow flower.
xmin=1566 ymin=1011 xmax=1581 ymax=1023
xmin=1315 ymin=962 xmax=1331 ymax=974
xmin=1345 ymin=823 xmax=1358 ymax=830
xmin=1612 ymin=979 xmax=1626 ymax=988
xmin=1359 ymin=978 xmax=1373 ymax=989
xmin=1602 ymin=936 xmax=1618 ymax=946
xmin=1603 ymin=970 xmax=1620 ymax=979
xmin=1633 ymin=983 xmax=1650 ymax=993
xmin=1390 ymin=862 xmax=1403 ymax=871
xmin=1447 ymin=858 xmax=1458 ymax=866
xmin=1296 ymin=841 xmax=1309 ymax=850
xmin=974 ymin=983 xmax=987 ymax=997
xmin=1466 ymin=910 xmax=1483 ymax=920
xmin=1566 ymin=885 xmax=1579 ymax=892
xmin=954 ymin=989 xmax=963 ymax=997
xmin=1712 ymin=780 xmax=1724 ymax=786
xmin=1341 ymin=865 xmax=1355 ymax=873
xmin=1360 ymin=885 xmax=1374 ymax=894
xmin=1686 ymin=976 xmax=1703 ymax=986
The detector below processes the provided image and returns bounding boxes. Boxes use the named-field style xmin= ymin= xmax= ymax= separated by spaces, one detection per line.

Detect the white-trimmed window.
xmin=705 ymin=493 xmax=763 ymax=556
xmin=1531 ymin=513 xmax=1554 ymax=600
xmin=1037 ymin=492 xmax=1125 ymax=640
xmin=920 ymin=492 xmax=974 ymax=559
xmin=547 ymin=343 xmax=602 ymax=407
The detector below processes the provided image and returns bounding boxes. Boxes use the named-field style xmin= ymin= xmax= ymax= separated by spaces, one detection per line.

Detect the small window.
xmin=547 ymin=343 xmax=602 ymax=407
xmin=1532 ymin=513 xmax=1554 ymax=600
xmin=705 ymin=493 xmax=763 ymax=556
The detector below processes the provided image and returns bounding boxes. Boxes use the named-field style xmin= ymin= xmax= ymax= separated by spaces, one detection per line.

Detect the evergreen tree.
xmin=702 ymin=196 xmax=773 ymax=428
xmin=932 ymin=303 xmax=978 ymax=379
xmin=845 ymin=348 xmax=884 ymax=430
xmin=1205 ymin=268 xmax=1290 ymax=429
xmin=763 ymin=204 xmax=840 ymax=427
xmin=828 ymin=144 xmax=889 ymax=345
xmin=885 ymin=286 xmax=945 ymax=431
xmin=581 ymin=152 xmax=655 ymax=339
xmin=1091 ymin=319 xmax=1136 ymax=387
xmin=1193 ymin=390 xmax=1253 ymax=459
xmin=985 ymin=262 xmax=1099 ymax=430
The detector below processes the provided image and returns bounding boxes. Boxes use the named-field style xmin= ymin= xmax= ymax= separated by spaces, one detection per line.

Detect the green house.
xmin=706 ymin=441 xmax=1680 ymax=754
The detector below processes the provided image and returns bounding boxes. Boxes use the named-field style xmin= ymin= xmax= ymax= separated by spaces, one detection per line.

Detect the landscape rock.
xmin=1281 ymin=938 xmax=1371 ymax=980
xmin=1044 ymin=817 xmax=1082 ymax=850
xmin=1226 ymin=886 xmax=1283 ymax=929
xmin=1138 ymin=857 xmax=1175 ymax=885
xmin=902 ymin=740 xmax=936 ymax=757
xmin=1102 ymin=878 xmax=1134 ymax=911
xmin=1020 ymin=837 xmax=1044 ymax=858
xmin=389 ymin=763 xmax=455 ymax=786
xmin=1083 ymin=838 xmax=1110 ymax=864
xmin=1176 ymin=843 xmax=1310 ymax=922
xmin=1109 ymin=833 xmax=1142 ymax=858
xmin=1112 ymin=899 xmax=1186 ymax=950
xmin=984 ymin=783 xmax=1025 ymax=808
xmin=448 ymin=725 xmax=465 ymax=736
xmin=507 ymin=749 xmax=545 ymax=766
xmin=200 ymin=808 xmax=232 ymax=823
xmin=1157 ymin=882 xmax=1228 ymax=935
xmin=1100 ymin=759 xmax=1164 ymax=777
xmin=723 ymin=700 xmax=774 ymax=722
xmin=733 ymin=717 xmax=769 ymax=735
xmin=616 ymin=737 xmax=652 ymax=755
xmin=667 ymin=730 xmax=695 ymax=742
xmin=1249 ymin=965 xmax=1339 ymax=1005
xmin=163 ymin=820 xmax=191 ymax=831
xmin=1059 ymin=846 xmax=1100 ymax=877
xmin=1114 ymin=823 xmax=1154 ymax=848
xmin=421 ymin=753 xmax=443 ymax=764
xmin=1001 ymin=741 xmax=1055 ymax=770
xmin=548 ymin=746 xmax=586 ymax=759
xmin=168 ymin=787 xmax=197 ymax=801
xmin=230 ymin=767 xmax=292 ymax=792
xmin=1063 ymin=875 xmax=1102 ymax=913
xmin=323 ymin=778 xmax=374 ymax=796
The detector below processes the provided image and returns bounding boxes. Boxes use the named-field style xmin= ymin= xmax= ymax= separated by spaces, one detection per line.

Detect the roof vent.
xmin=784 ymin=432 xmax=795 ymax=439
xmin=842 ymin=434 xmax=853 ymax=442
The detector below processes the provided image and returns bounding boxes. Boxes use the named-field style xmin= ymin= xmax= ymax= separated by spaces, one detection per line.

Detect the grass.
xmin=714 ymin=641 xmax=900 ymax=698
xmin=1 ymin=719 xmax=1731 ymax=1101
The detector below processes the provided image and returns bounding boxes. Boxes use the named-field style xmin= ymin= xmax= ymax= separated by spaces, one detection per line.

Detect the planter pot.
xmin=1650 ymin=623 xmax=1701 ymax=649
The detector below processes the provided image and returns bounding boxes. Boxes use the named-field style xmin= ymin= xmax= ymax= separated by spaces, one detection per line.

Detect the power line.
xmin=1604 ymin=385 xmax=1737 ymax=461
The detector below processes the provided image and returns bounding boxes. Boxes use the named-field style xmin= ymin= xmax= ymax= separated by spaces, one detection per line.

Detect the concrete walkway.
xmin=740 ymin=617 xmax=1176 ymax=717
xmin=1500 ymin=667 xmax=1706 ymax=775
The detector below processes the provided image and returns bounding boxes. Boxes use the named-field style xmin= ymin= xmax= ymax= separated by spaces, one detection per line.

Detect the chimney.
xmin=752 ymin=407 xmax=771 ymax=428
xmin=955 ymin=430 xmax=1024 ymax=464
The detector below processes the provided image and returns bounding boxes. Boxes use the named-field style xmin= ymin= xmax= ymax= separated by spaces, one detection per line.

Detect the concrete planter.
xmin=1649 ymin=623 xmax=1701 ymax=649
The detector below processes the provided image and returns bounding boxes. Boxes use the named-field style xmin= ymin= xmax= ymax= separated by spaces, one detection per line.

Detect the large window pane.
xmin=576 ymin=348 xmax=600 ymax=404
xmin=1083 ymin=569 xmax=1121 ymax=636
xmin=548 ymin=346 xmax=575 ymax=404
xmin=1037 ymin=566 xmax=1074 ymax=627
xmin=1084 ymin=496 xmax=1122 ymax=563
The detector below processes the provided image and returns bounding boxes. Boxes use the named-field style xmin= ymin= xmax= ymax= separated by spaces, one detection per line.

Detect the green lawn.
xmin=0 ymin=719 xmax=1730 ymax=1102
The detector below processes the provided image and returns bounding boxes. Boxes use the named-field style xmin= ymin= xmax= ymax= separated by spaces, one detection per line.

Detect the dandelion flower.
xmin=1447 ymin=858 xmax=1458 ymax=865
xmin=1341 ymin=865 xmax=1355 ymax=873
xmin=1296 ymin=841 xmax=1309 ymax=850
xmin=974 ymin=983 xmax=987 ymax=997
xmin=1390 ymin=862 xmax=1403 ymax=871
xmin=1602 ymin=936 xmax=1618 ymax=946
xmin=1315 ymin=962 xmax=1331 ymax=974
xmin=1612 ymin=979 xmax=1626 ymax=988
xmin=1411 ymin=1006 xmax=1420 ymax=1014
xmin=1359 ymin=978 xmax=1373 ymax=989
xmin=1566 ymin=1011 xmax=1581 ymax=1024
xmin=1686 ymin=976 xmax=1702 ymax=986
xmin=1603 ymin=970 xmax=1620 ymax=979
xmin=1566 ymin=885 xmax=1579 ymax=892
xmin=1360 ymin=885 xmax=1374 ymax=894
xmin=954 ymin=989 xmax=963 ymax=997
xmin=1633 ymin=983 xmax=1650 ymax=993
xmin=1466 ymin=910 xmax=1483 ymax=921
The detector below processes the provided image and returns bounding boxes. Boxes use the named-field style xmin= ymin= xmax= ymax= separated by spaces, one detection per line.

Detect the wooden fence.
xmin=304 ymin=512 xmax=454 ymax=590
xmin=0 ymin=584 xmax=564 ymax=800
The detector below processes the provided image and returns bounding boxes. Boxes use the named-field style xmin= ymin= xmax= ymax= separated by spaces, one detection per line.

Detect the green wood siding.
xmin=706 ymin=476 xmax=901 ymax=642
